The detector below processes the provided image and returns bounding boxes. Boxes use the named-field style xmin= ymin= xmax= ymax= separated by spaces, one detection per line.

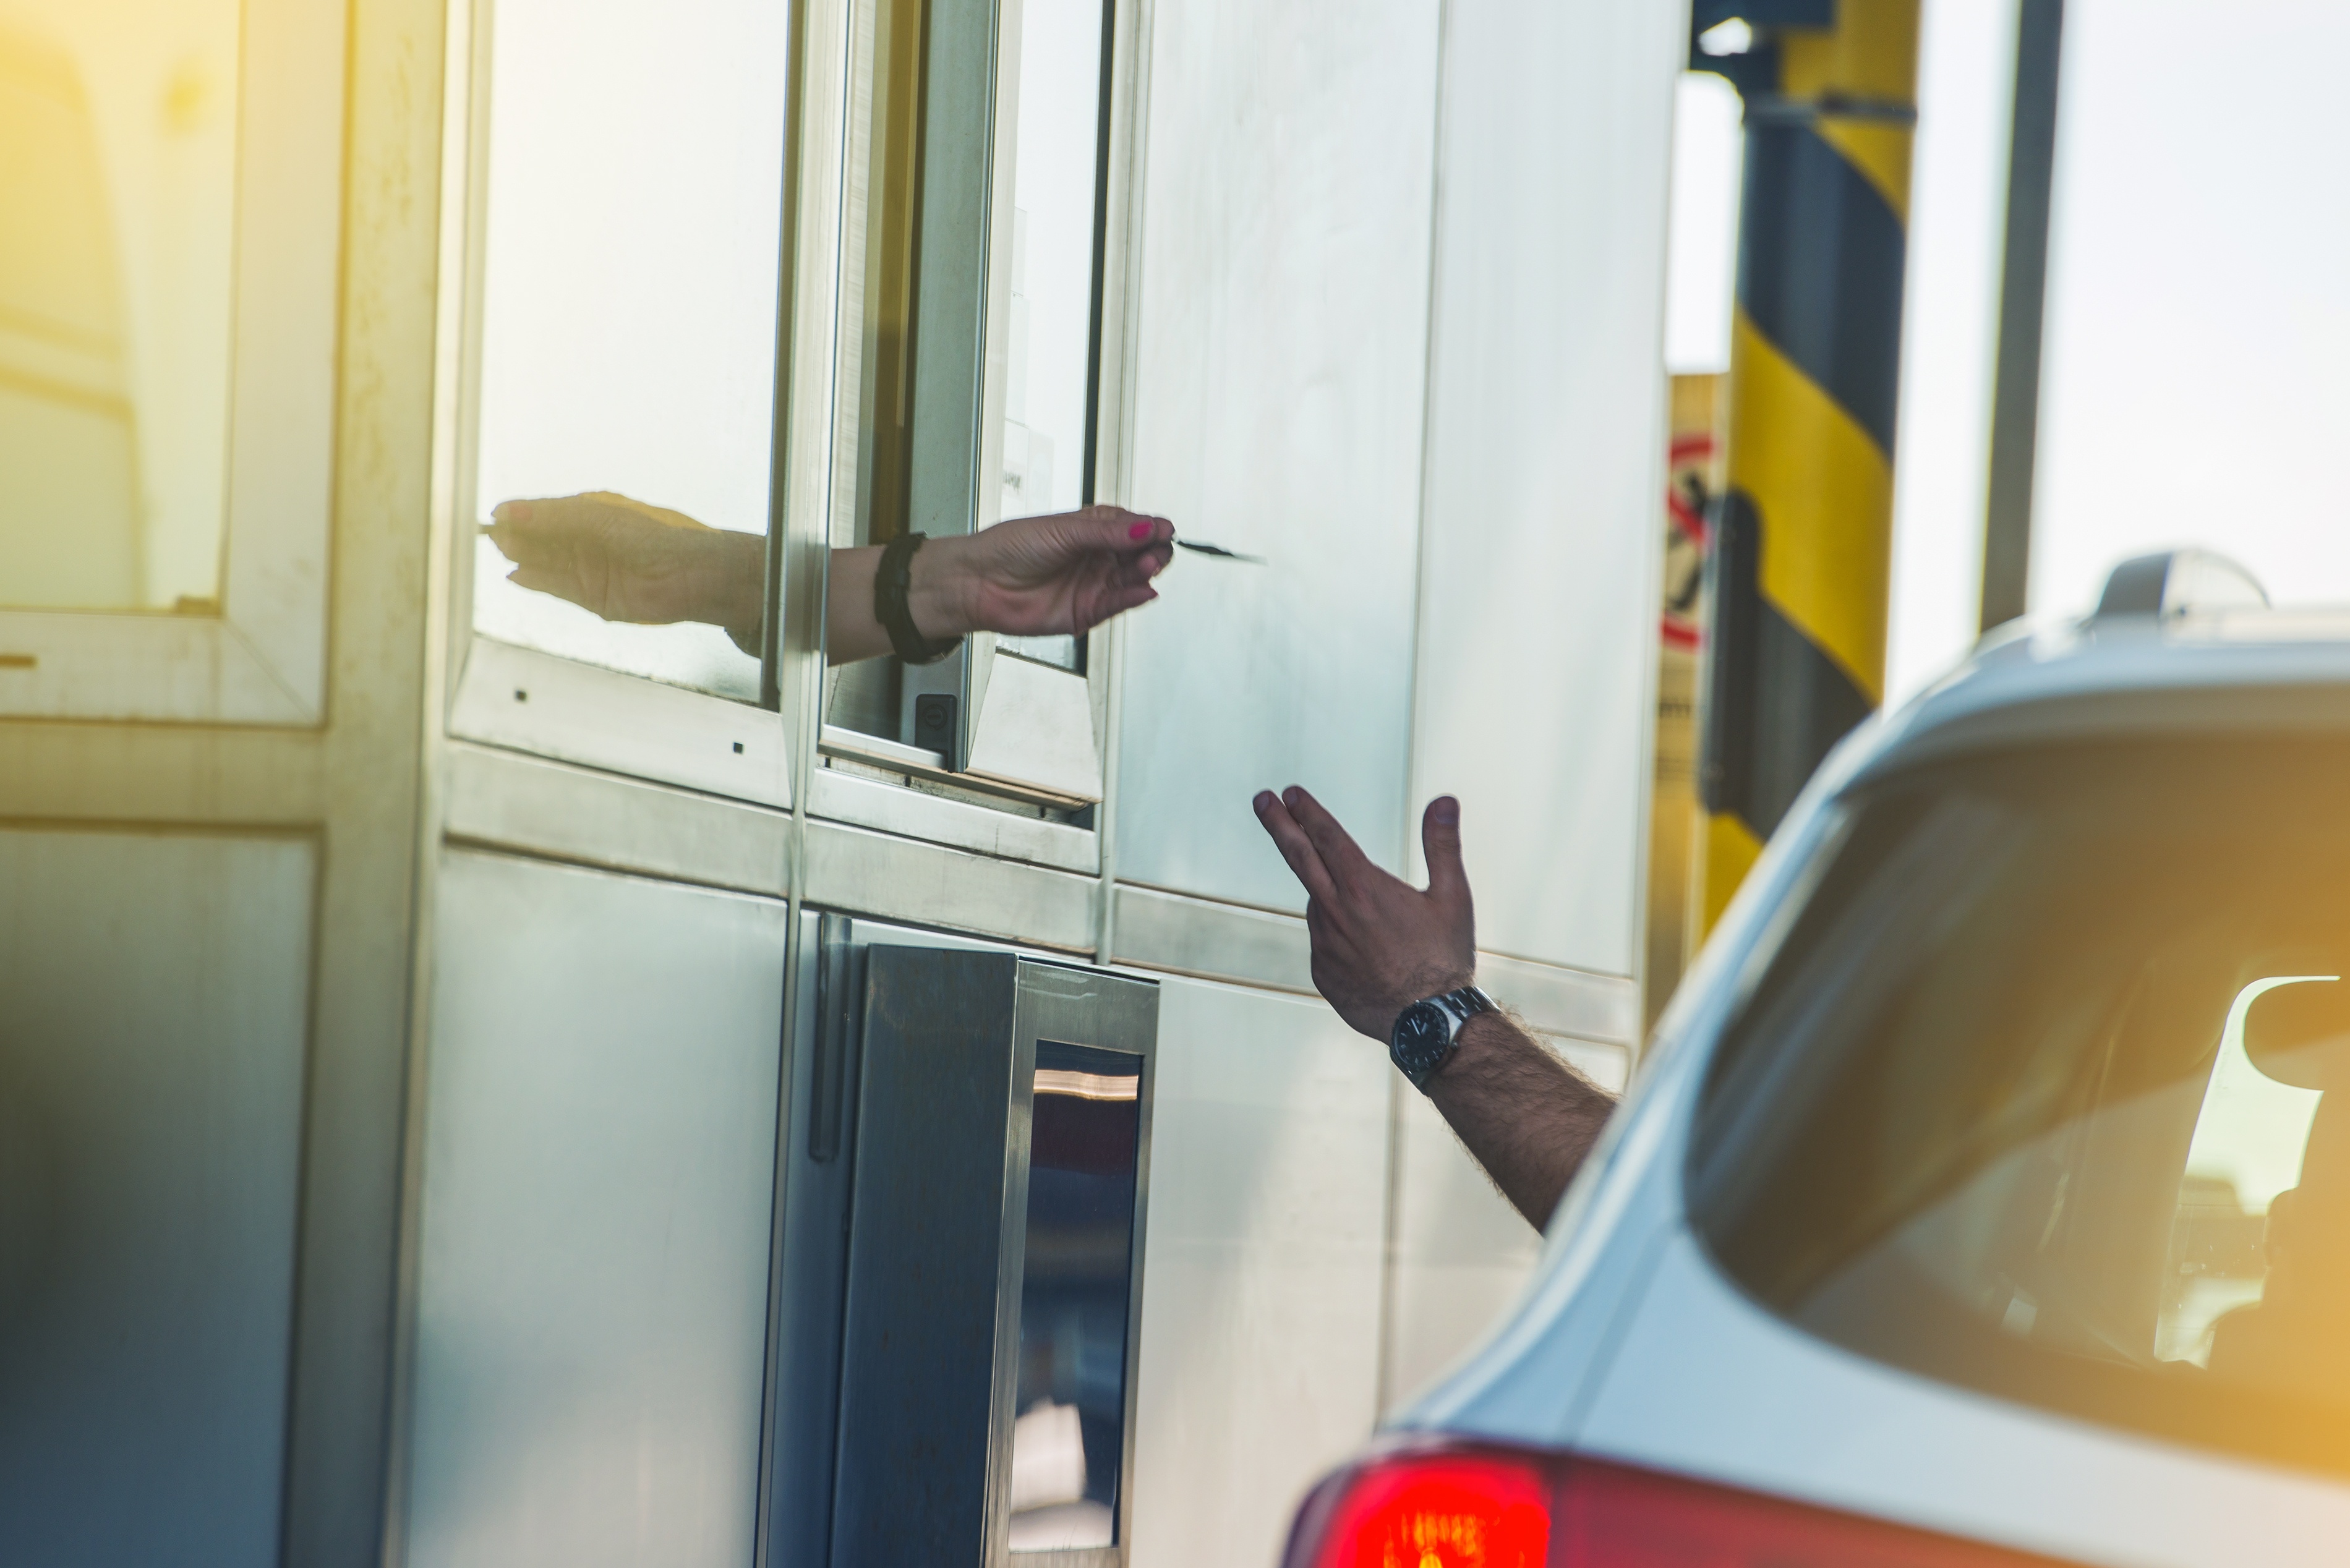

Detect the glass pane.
xmin=471 ymin=0 xmax=788 ymax=703
xmin=1690 ymin=736 xmax=2350 ymax=1479
xmin=0 ymin=0 xmax=238 ymax=611
xmin=1009 ymin=1041 xmax=1139 ymax=1551
xmin=993 ymin=0 xmax=1105 ymax=672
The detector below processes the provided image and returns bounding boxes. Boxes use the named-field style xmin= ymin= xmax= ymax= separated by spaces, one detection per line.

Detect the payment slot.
xmin=824 ymin=944 xmax=1158 ymax=1567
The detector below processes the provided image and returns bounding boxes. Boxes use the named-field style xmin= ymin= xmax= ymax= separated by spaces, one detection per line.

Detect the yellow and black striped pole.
xmin=1695 ymin=0 xmax=1920 ymax=935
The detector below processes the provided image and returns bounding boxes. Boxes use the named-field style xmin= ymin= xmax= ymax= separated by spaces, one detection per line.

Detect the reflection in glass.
xmin=993 ymin=0 xmax=1107 ymax=672
xmin=1009 ymin=1042 xmax=1139 ymax=1552
xmin=2157 ymin=977 xmax=2326 ymax=1364
xmin=470 ymin=0 xmax=787 ymax=702
xmin=0 ymin=0 xmax=238 ymax=611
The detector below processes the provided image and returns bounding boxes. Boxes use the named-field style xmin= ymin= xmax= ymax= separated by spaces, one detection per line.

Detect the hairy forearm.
xmin=1427 ymin=1012 xmax=1617 ymax=1228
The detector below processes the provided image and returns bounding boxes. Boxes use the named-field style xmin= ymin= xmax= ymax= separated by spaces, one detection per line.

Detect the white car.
xmin=1282 ymin=551 xmax=2350 ymax=1567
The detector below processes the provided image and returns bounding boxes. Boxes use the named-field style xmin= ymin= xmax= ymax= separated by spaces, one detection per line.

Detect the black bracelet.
xmin=874 ymin=532 xmax=962 ymax=665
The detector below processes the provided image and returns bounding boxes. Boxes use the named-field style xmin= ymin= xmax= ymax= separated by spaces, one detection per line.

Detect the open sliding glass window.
xmin=449 ymin=0 xmax=793 ymax=804
xmin=821 ymin=0 xmax=1124 ymax=816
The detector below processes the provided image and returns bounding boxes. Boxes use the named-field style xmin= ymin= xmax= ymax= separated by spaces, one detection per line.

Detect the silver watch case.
xmin=1388 ymin=985 xmax=1495 ymax=1091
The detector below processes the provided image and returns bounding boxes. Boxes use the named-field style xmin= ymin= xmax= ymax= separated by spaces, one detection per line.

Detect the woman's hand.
xmin=829 ymin=506 xmax=1175 ymax=664
xmin=918 ymin=506 xmax=1176 ymax=639
xmin=486 ymin=492 xmax=1176 ymax=665
xmin=485 ymin=492 xmax=764 ymax=647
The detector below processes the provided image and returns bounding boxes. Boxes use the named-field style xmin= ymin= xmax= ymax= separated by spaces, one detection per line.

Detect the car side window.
xmin=1690 ymin=738 xmax=2350 ymax=1482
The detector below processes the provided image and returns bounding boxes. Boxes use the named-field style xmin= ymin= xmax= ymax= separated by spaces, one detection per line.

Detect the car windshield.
xmin=1690 ymin=734 xmax=2350 ymax=1480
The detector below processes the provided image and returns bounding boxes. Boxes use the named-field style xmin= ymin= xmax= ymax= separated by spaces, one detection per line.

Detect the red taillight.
xmin=1286 ymin=1442 xmax=2071 ymax=1567
xmin=1297 ymin=1449 xmax=1552 ymax=1568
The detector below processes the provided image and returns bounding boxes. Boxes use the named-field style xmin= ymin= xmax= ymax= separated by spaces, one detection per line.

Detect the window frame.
xmin=0 ymin=0 xmax=343 ymax=725
xmin=436 ymin=0 xmax=796 ymax=806
xmin=822 ymin=0 xmax=1145 ymax=821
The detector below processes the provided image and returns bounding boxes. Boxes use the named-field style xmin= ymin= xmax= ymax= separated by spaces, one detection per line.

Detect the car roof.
xmin=1847 ymin=604 xmax=2350 ymax=791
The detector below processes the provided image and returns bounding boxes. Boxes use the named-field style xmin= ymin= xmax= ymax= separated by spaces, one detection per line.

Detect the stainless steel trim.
xmin=821 ymin=722 xmax=949 ymax=773
xmin=1479 ymin=952 xmax=1641 ymax=1049
xmin=1109 ymin=884 xmax=1315 ymax=994
xmin=821 ymin=722 xmax=1095 ymax=810
xmin=445 ymin=741 xmax=791 ymax=899
xmin=1111 ymin=882 xmax=1641 ymax=1045
xmin=811 ymin=764 xmax=1099 ymax=875
xmin=804 ymin=816 xmax=1098 ymax=952
xmin=992 ymin=958 xmax=1158 ymax=1568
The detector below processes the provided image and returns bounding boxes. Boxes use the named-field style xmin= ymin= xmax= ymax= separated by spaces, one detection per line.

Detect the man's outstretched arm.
xmin=1252 ymin=787 xmax=1617 ymax=1227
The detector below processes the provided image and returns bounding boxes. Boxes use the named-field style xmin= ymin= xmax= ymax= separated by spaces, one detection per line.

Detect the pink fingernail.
xmin=508 ymin=502 xmax=532 ymax=519
xmin=1129 ymin=521 xmax=1153 ymax=540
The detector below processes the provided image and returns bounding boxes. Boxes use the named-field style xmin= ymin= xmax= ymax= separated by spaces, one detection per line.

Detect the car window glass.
xmin=1690 ymin=737 xmax=2350 ymax=1480
xmin=469 ymin=0 xmax=787 ymax=703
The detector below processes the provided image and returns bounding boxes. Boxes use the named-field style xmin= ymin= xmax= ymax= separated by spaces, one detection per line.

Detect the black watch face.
xmin=1391 ymin=1000 xmax=1453 ymax=1081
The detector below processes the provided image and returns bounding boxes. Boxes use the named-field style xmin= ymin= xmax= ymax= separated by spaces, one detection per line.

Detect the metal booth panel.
xmin=0 ymin=828 xmax=313 ymax=1566
xmin=1125 ymin=976 xmax=1393 ymax=1568
xmin=1407 ymin=0 xmax=1683 ymax=975
xmin=406 ymin=850 xmax=787 ymax=1568
xmin=1112 ymin=0 xmax=1442 ymax=911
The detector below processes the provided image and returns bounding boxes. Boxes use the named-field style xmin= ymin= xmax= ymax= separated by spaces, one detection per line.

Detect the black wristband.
xmin=874 ymin=532 xmax=962 ymax=665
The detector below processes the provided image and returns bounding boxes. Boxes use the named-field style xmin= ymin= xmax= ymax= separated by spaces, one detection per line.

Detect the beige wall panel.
xmin=1127 ymin=976 xmax=1391 ymax=1567
xmin=1408 ymin=0 xmax=1683 ymax=975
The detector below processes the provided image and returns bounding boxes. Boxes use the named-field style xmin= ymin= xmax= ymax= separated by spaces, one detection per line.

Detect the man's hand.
xmin=1253 ymin=786 xmax=1618 ymax=1230
xmin=486 ymin=492 xmax=764 ymax=646
xmin=1252 ymin=787 xmax=1474 ymax=1040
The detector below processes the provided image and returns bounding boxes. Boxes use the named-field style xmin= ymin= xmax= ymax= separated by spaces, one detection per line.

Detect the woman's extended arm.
xmin=485 ymin=492 xmax=1174 ymax=664
xmin=824 ymin=507 xmax=1174 ymax=664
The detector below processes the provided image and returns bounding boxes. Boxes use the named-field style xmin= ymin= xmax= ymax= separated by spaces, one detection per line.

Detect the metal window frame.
xmin=0 ymin=0 xmax=344 ymax=724
xmin=831 ymin=0 xmax=1148 ymax=812
xmin=986 ymin=958 xmax=1158 ymax=1568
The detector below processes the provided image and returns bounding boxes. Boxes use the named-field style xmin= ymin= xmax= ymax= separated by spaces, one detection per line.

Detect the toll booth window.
xmin=828 ymin=0 xmax=1113 ymax=736
xmin=0 ymin=1 xmax=239 ymax=613
xmin=1009 ymin=1042 xmax=1140 ymax=1551
xmin=1688 ymin=736 xmax=2350 ymax=1482
xmin=469 ymin=0 xmax=788 ymax=703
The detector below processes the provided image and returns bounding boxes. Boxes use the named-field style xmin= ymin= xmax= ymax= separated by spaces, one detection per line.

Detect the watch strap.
xmin=875 ymin=532 xmax=964 ymax=665
xmin=1435 ymin=985 xmax=1497 ymax=1026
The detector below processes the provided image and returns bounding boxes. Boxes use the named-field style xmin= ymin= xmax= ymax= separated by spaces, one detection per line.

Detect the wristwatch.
xmin=1389 ymin=985 xmax=1497 ymax=1091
